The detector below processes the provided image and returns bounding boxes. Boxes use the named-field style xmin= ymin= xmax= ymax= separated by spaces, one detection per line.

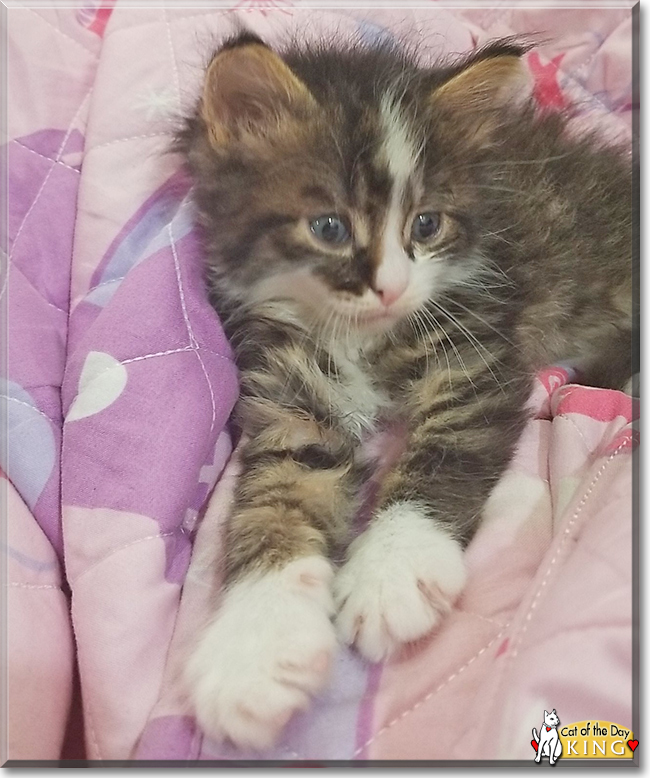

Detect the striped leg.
xmin=185 ymin=406 xmax=361 ymax=749
xmin=335 ymin=342 xmax=530 ymax=661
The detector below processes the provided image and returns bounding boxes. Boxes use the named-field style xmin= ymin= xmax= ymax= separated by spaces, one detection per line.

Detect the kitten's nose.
xmin=373 ymin=251 xmax=410 ymax=308
xmin=375 ymin=281 xmax=407 ymax=308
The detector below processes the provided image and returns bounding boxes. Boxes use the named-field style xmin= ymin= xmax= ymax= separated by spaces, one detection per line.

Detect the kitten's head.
xmin=180 ymin=33 xmax=532 ymax=335
xmin=544 ymin=710 xmax=560 ymax=727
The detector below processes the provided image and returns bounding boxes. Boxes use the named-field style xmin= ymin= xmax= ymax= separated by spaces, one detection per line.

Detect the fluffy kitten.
xmin=176 ymin=33 xmax=634 ymax=749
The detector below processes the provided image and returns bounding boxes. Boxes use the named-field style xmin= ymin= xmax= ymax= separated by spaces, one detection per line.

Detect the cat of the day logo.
xmin=531 ymin=710 xmax=638 ymax=763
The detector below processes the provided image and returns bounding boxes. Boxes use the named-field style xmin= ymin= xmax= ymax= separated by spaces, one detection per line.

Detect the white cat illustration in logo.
xmin=532 ymin=709 xmax=563 ymax=765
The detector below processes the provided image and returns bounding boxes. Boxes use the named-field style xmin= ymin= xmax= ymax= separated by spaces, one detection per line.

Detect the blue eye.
xmin=411 ymin=212 xmax=441 ymax=242
xmin=310 ymin=215 xmax=350 ymax=245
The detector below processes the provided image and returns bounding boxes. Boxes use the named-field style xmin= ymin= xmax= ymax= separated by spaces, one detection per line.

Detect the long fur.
xmin=177 ymin=33 xmax=634 ymax=747
xmin=178 ymin=33 xmax=633 ymax=572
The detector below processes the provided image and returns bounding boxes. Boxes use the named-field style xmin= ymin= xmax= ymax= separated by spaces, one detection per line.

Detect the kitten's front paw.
xmin=185 ymin=556 xmax=337 ymax=751
xmin=334 ymin=502 xmax=467 ymax=662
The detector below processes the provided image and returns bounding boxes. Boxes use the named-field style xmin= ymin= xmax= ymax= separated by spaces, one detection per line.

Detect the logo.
xmin=531 ymin=711 xmax=638 ymax=762
xmin=532 ymin=709 xmax=562 ymax=765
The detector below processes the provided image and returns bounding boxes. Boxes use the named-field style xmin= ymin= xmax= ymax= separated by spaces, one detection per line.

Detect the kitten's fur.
xmin=177 ymin=33 xmax=634 ymax=748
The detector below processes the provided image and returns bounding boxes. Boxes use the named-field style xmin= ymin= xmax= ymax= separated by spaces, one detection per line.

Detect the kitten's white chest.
xmin=329 ymin=343 xmax=389 ymax=438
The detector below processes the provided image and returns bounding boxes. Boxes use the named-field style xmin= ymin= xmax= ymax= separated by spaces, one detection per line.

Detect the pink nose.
xmin=375 ymin=283 xmax=406 ymax=308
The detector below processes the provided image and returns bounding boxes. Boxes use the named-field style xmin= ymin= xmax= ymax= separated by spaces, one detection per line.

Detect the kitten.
xmin=176 ymin=33 xmax=634 ymax=749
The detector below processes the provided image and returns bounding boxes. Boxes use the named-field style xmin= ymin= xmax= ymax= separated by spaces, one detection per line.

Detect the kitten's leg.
xmin=335 ymin=347 xmax=531 ymax=661
xmin=185 ymin=407 xmax=360 ymax=749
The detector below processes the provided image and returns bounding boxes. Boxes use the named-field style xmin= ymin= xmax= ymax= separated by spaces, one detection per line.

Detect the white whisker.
xmin=444 ymin=297 xmax=520 ymax=350
xmin=428 ymin=300 xmax=505 ymax=392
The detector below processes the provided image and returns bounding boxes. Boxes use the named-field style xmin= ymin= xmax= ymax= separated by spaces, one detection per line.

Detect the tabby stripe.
xmin=242 ymin=444 xmax=352 ymax=470
xmin=244 ymin=500 xmax=337 ymax=535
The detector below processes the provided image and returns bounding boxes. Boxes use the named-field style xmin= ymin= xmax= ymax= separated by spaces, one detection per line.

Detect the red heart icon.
xmin=627 ymin=740 xmax=639 ymax=753
xmin=531 ymin=740 xmax=539 ymax=752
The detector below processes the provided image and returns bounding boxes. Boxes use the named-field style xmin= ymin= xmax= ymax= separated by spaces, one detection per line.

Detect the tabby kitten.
xmin=177 ymin=33 xmax=634 ymax=749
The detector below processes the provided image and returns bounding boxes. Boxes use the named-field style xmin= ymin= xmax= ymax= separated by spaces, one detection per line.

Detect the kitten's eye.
xmin=310 ymin=215 xmax=350 ymax=245
xmin=411 ymin=212 xmax=441 ymax=242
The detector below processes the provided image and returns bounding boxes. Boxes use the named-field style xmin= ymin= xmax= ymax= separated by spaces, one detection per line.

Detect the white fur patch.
xmin=185 ymin=557 xmax=337 ymax=750
xmin=334 ymin=501 xmax=467 ymax=662
xmin=379 ymin=93 xmax=418 ymax=186
xmin=327 ymin=341 xmax=390 ymax=436
xmin=375 ymin=94 xmax=417 ymax=306
xmin=375 ymin=192 xmax=412 ymax=305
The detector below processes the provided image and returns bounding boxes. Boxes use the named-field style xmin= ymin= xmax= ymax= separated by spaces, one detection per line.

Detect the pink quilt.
xmin=4 ymin=2 xmax=636 ymax=763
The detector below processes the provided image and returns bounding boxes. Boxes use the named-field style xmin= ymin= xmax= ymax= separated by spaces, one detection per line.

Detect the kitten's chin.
xmin=356 ymin=310 xmax=400 ymax=332
xmin=357 ymin=309 xmax=395 ymax=324
xmin=355 ymin=305 xmax=416 ymax=333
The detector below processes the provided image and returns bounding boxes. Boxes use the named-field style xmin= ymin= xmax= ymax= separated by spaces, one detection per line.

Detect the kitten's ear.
xmin=431 ymin=42 xmax=532 ymax=141
xmin=544 ymin=710 xmax=549 ymax=717
xmin=201 ymin=37 xmax=317 ymax=147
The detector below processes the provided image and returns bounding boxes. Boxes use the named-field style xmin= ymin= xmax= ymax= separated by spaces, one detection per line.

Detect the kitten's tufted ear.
xmin=201 ymin=36 xmax=317 ymax=147
xmin=431 ymin=42 xmax=532 ymax=141
xmin=434 ymin=41 xmax=532 ymax=109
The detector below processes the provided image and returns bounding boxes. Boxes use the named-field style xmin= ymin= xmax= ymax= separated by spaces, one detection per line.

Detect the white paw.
xmin=185 ymin=556 xmax=337 ymax=751
xmin=334 ymin=502 xmax=467 ymax=662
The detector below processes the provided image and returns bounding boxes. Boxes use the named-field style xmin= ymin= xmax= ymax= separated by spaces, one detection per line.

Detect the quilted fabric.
xmin=3 ymin=2 xmax=636 ymax=762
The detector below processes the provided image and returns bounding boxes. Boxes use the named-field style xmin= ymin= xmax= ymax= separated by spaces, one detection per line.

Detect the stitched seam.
xmin=85 ymin=132 xmax=171 ymax=154
xmin=559 ymin=411 xmax=592 ymax=455
xmin=4 ymin=85 xmax=93 ymax=300
xmin=122 ymin=346 xmax=232 ymax=364
xmin=570 ymin=48 xmax=603 ymax=86
xmin=163 ymin=8 xmax=182 ymax=109
xmin=24 ymin=8 xmax=100 ymax=59
xmin=84 ymin=275 xmax=128 ymax=295
xmin=509 ymin=440 xmax=630 ymax=658
xmin=5 ymin=581 xmax=62 ymax=590
xmin=82 ymin=229 xmax=194 ymax=296
xmin=122 ymin=346 xmax=194 ymax=364
xmin=7 ymin=164 xmax=55 ymax=261
xmin=64 ymin=346 xmax=232 ymax=413
xmin=7 ymin=261 xmax=69 ymax=314
xmin=1 ymin=394 xmax=57 ymax=423
xmin=168 ymin=224 xmax=217 ymax=432
xmin=70 ymin=532 xmax=175 ymax=586
xmin=66 ymin=347 xmax=194 ymax=408
xmin=196 ymin=346 xmax=218 ymax=433
xmin=11 ymin=139 xmax=81 ymax=173
xmin=459 ymin=609 xmax=507 ymax=628
xmin=168 ymin=225 xmax=197 ymax=350
xmin=352 ymin=624 xmax=510 ymax=757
